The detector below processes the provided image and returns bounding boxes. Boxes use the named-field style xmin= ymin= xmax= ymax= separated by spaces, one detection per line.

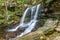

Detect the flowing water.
xmin=6 ymin=4 xmax=42 ymax=38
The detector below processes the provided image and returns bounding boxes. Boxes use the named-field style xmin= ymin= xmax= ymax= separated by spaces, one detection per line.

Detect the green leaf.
xmin=0 ymin=19 xmax=3 ymax=24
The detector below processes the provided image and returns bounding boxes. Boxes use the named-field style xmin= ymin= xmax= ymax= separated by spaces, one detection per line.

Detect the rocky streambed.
xmin=0 ymin=18 xmax=60 ymax=40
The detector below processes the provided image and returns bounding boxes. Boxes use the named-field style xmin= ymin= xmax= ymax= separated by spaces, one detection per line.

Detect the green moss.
xmin=45 ymin=0 xmax=53 ymax=3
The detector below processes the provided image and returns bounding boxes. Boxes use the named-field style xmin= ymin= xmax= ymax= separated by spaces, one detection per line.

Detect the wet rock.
xmin=15 ymin=31 xmax=46 ymax=40
xmin=5 ymin=26 xmax=27 ymax=39
xmin=53 ymin=36 xmax=60 ymax=40
xmin=11 ymin=19 xmax=58 ymax=40
xmin=38 ymin=19 xmax=58 ymax=34
xmin=46 ymin=37 xmax=50 ymax=40
xmin=55 ymin=28 xmax=60 ymax=32
xmin=6 ymin=31 xmax=19 ymax=38
xmin=55 ymin=21 xmax=60 ymax=32
xmin=50 ymin=0 xmax=60 ymax=12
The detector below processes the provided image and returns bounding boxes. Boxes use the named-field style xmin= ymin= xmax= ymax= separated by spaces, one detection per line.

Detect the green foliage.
xmin=0 ymin=0 xmax=4 ymax=6
xmin=0 ymin=0 xmax=3 ymax=6
xmin=0 ymin=19 xmax=3 ymax=24
xmin=0 ymin=13 xmax=3 ymax=24
xmin=17 ymin=0 xmax=27 ymax=6
xmin=45 ymin=0 xmax=53 ymax=3
xmin=0 ymin=0 xmax=53 ymax=25
xmin=6 ymin=10 xmax=14 ymax=21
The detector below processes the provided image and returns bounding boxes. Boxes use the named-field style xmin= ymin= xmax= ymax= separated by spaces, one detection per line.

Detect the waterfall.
xmin=7 ymin=8 xmax=31 ymax=32
xmin=7 ymin=4 xmax=41 ymax=37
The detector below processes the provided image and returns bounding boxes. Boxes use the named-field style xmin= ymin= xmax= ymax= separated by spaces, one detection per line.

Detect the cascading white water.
xmin=7 ymin=4 xmax=41 ymax=37
xmin=7 ymin=8 xmax=31 ymax=32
